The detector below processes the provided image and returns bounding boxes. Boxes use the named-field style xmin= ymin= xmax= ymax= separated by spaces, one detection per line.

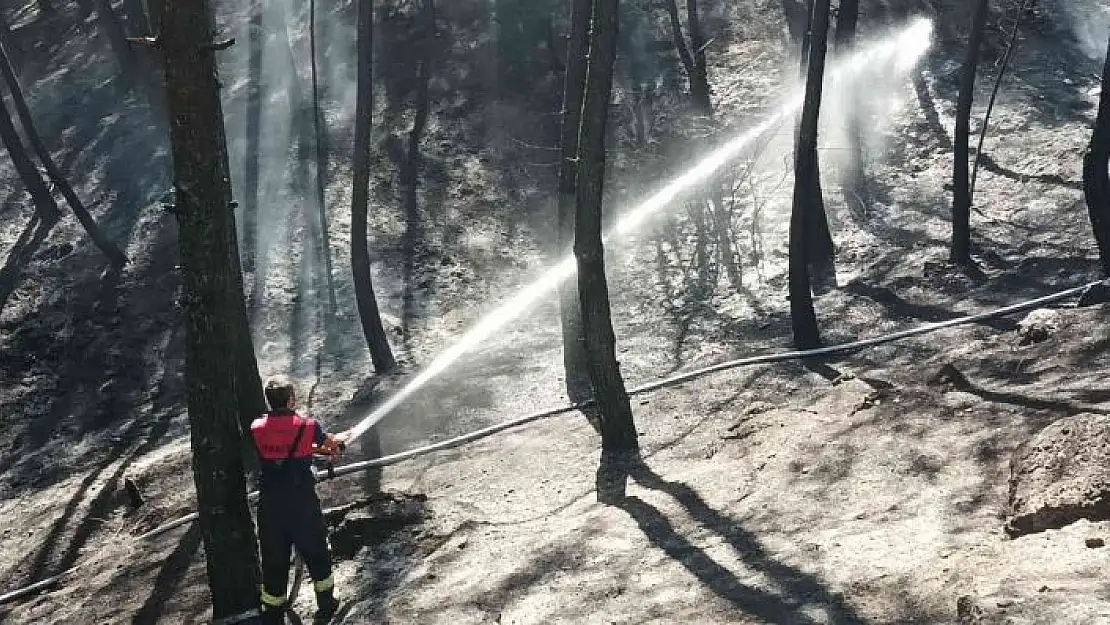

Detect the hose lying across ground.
xmin=0 ymin=278 xmax=1105 ymax=607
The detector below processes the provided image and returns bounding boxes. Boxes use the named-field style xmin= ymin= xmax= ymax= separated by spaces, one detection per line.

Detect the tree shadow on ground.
xmin=616 ymin=459 xmax=867 ymax=625
xmin=130 ymin=523 xmax=203 ymax=625
xmin=0 ymin=212 xmax=57 ymax=316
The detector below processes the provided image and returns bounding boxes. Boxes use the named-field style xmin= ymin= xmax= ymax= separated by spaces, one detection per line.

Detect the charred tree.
xmin=951 ymin=0 xmax=989 ymax=266
xmin=1083 ymin=32 xmax=1110 ymax=276
xmin=0 ymin=41 xmax=127 ymax=267
xmin=309 ymin=0 xmax=338 ymax=318
xmin=686 ymin=0 xmax=711 ymax=114
xmin=797 ymin=0 xmax=835 ymax=291
xmin=799 ymin=0 xmax=813 ymax=74
xmin=834 ymin=0 xmax=864 ymax=205
xmin=971 ymin=1 xmax=1027 ymax=200
xmin=781 ymin=0 xmax=808 ymax=47
xmin=0 ymin=95 xmax=58 ymax=223
xmin=789 ymin=0 xmax=833 ymax=349
xmin=241 ymin=0 xmax=262 ymax=272
xmin=351 ymin=0 xmax=397 ymax=372
xmin=575 ymin=0 xmax=638 ymax=462
xmin=662 ymin=0 xmax=710 ymax=114
xmin=160 ymin=0 xmax=260 ymax=617
xmin=556 ymin=0 xmax=596 ymax=426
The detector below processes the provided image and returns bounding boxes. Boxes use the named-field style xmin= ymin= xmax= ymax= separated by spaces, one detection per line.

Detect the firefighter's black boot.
xmin=313 ymin=589 xmax=339 ymax=623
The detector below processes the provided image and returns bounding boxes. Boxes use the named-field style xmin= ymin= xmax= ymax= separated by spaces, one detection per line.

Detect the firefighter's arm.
xmin=314 ymin=428 xmax=351 ymax=457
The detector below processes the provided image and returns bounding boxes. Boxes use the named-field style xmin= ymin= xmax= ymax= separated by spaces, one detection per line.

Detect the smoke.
xmin=1053 ymin=0 xmax=1110 ymax=60
xmin=819 ymin=18 xmax=933 ymax=203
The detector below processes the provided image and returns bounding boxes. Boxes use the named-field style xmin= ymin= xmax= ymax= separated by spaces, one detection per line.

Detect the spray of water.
xmin=346 ymin=17 xmax=935 ymax=442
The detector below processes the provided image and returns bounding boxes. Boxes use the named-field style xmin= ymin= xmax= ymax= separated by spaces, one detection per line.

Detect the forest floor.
xmin=0 ymin=0 xmax=1108 ymax=624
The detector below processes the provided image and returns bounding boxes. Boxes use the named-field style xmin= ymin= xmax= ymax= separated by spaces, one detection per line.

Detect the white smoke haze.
xmin=1053 ymin=0 xmax=1110 ymax=60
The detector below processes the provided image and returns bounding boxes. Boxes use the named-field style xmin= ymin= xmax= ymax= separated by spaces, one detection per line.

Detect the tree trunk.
xmin=141 ymin=0 xmax=163 ymax=34
xmin=971 ymin=1 xmax=1027 ymax=200
xmin=1083 ymin=32 xmax=1110 ymax=277
xmin=160 ymin=0 xmax=260 ymax=618
xmin=685 ymin=0 xmax=711 ymax=114
xmin=0 ymin=41 xmax=127 ymax=267
xmin=951 ymin=0 xmax=989 ymax=266
xmin=575 ymin=0 xmax=638 ymax=454
xmin=781 ymin=0 xmax=807 ymax=47
xmin=352 ymin=0 xmax=397 ymax=373
xmin=799 ymin=0 xmax=813 ymax=75
xmin=0 ymin=14 xmax=23 ymax=65
xmin=241 ymin=0 xmax=262 ymax=273
xmin=797 ymin=0 xmax=835 ymax=291
xmin=557 ymin=0 xmax=595 ymax=423
xmin=789 ymin=0 xmax=832 ymax=349
xmin=0 ymin=93 xmax=59 ymax=223
xmin=834 ymin=0 xmax=864 ymax=205
xmin=310 ymin=0 xmax=338 ymax=319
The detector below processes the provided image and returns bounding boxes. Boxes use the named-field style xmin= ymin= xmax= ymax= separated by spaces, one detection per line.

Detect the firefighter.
xmin=251 ymin=375 xmax=349 ymax=624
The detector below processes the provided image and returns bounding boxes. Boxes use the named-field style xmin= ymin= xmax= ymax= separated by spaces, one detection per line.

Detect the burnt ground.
xmin=0 ymin=0 xmax=1108 ymax=623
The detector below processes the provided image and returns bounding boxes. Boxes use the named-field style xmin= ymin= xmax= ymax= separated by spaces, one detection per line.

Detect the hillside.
xmin=0 ymin=0 xmax=1107 ymax=623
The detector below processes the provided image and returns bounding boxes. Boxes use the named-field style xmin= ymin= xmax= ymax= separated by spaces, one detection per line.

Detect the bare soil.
xmin=0 ymin=0 xmax=1107 ymax=624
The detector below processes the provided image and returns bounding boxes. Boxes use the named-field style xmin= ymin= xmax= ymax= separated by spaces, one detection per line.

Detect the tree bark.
xmin=797 ymin=0 xmax=835 ymax=291
xmin=575 ymin=0 xmax=638 ymax=454
xmin=834 ymin=0 xmax=864 ymax=205
xmin=0 ymin=41 xmax=127 ymax=267
xmin=241 ymin=0 xmax=262 ymax=273
xmin=0 ymin=92 xmax=59 ymax=223
xmin=1083 ymin=32 xmax=1110 ymax=277
xmin=310 ymin=0 xmax=338 ymax=319
xmin=971 ymin=1 xmax=1027 ymax=201
xmin=799 ymin=0 xmax=813 ymax=75
xmin=352 ymin=0 xmax=397 ymax=373
xmin=951 ymin=0 xmax=989 ymax=266
xmin=557 ymin=0 xmax=595 ymax=422
xmin=160 ymin=0 xmax=260 ymax=617
xmin=781 ymin=0 xmax=807 ymax=47
xmin=789 ymin=0 xmax=832 ymax=349
xmin=685 ymin=0 xmax=711 ymax=114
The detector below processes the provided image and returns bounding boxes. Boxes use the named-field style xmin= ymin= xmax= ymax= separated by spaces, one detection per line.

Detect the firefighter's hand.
xmin=316 ymin=433 xmax=347 ymax=457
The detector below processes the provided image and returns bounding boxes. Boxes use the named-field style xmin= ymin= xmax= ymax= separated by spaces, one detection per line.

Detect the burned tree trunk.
xmin=789 ymin=0 xmax=833 ymax=349
xmin=1083 ymin=32 xmax=1110 ymax=276
xmin=662 ymin=0 xmax=709 ymax=114
xmin=834 ymin=0 xmax=864 ymax=207
xmin=309 ymin=0 xmax=338 ymax=319
xmin=781 ymin=0 xmax=808 ymax=47
xmin=160 ymin=0 xmax=260 ymax=617
xmin=797 ymin=0 xmax=835 ymax=292
xmin=556 ymin=0 xmax=596 ymax=426
xmin=241 ymin=0 xmax=262 ymax=272
xmin=575 ymin=0 xmax=638 ymax=457
xmin=0 ymin=93 xmax=58 ymax=223
xmin=351 ymin=0 xmax=397 ymax=373
xmin=951 ymin=0 xmax=989 ymax=266
xmin=686 ymin=0 xmax=711 ymax=114
xmin=0 ymin=41 xmax=127 ymax=267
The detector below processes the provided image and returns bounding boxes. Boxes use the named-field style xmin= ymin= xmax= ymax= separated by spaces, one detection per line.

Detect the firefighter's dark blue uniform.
xmin=250 ymin=409 xmax=338 ymax=621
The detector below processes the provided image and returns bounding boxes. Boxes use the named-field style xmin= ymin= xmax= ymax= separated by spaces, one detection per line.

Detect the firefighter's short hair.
xmin=264 ymin=376 xmax=296 ymax=411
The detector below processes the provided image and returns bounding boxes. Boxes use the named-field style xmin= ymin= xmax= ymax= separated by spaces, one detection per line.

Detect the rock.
xmin=1016 ymin=309 xmax=1061 ymax=346
xmin=1006 ymin=413 xmax=1110 ymax=537
xmin=1085 ymin=537 xmax=1105 ymax=548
